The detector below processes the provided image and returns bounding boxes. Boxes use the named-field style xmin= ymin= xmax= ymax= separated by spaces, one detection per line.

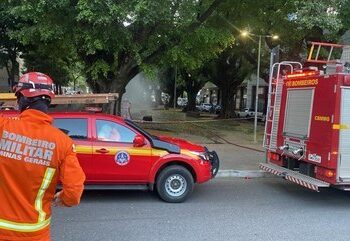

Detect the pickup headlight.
xmin=189 ymin=151 xmax=210 ymax=161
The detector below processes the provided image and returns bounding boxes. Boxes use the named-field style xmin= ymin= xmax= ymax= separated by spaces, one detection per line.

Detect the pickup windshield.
xmin=124 ymin=119 xmax=158 ymax=140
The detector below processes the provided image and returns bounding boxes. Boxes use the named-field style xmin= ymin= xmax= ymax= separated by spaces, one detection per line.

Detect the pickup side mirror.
xmin=133 ymin=134 xmax=146 ymax=147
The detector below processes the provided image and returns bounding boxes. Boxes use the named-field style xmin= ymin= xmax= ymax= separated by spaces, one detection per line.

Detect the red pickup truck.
xmin=2 ymin=111 xmax=219 ymax=202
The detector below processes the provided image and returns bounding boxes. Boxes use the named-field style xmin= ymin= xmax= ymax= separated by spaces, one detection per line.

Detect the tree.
xmin=7 ymin=0 xmax=348 ymax=114
xmin=8 ymin=0 xmax=227 ymax=108
xmin=204 ymin=47 xmax=253 ymax=118
xmin=1 ymin=1 xmax=83 ymax=90
xmin=22 ymin=47 xmax=75 ymax=89
xmin=201 ymin=0 xmax=347 ymax=117
xmin=0 ymin=3 xmax=24 ymax=90
xmin=179 ymin=68 xmax=208 ymax=111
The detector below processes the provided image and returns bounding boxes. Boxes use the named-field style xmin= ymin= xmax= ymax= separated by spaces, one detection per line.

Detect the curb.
xmin=216 ymin=169 xmax=273 ymax=178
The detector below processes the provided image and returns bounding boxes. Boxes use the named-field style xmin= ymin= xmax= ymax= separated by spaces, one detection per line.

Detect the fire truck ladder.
xmin=263 ymin=61 xmax=302 ymax=150
xmin=307 ymin=42 xmax=345 ymax=64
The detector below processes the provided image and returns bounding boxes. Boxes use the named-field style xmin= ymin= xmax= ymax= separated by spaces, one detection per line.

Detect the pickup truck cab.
xmin=2 ymin=111 xmax=219 ymax=202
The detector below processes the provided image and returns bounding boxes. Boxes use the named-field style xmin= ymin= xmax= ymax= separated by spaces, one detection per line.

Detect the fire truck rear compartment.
xmin=263 ymin=79 xmax=350 ymax=190
xmin=338 ymin=87 xmax=350 ymax=181
xmin=283 ymin=88 xmax=313 ymax=139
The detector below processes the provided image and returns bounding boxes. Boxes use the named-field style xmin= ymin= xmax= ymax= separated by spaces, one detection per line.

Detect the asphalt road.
xmin=51 ymin=178 xmax=350 ymax=241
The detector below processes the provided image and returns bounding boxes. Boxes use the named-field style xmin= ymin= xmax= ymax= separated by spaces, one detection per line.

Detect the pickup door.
xmin=91 ymin=118 xmax=153 ymax=183
xmin=53 ymin=117 xmax=94 ymax=181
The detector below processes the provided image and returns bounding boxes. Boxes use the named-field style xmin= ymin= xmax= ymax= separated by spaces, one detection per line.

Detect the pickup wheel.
xmin=156 ymin=165 xmax=194 ymax=203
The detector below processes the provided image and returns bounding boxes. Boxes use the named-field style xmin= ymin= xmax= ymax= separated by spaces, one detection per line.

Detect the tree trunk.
xmin=214 ymin=72 xmax=239 ymax=118
xmin=220 ymin=86 xmax=236 ymax=118
xmin=4 ymin=51 xmax=19 ymax=91
xmin=187 ymin=88 xmax=198 ymax=111
xmin=183 ymin=71 xmax=204 ymax=112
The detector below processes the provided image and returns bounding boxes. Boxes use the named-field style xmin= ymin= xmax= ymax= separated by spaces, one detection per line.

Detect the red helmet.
xmin=14 ymin=72 xmax=55 ymax=99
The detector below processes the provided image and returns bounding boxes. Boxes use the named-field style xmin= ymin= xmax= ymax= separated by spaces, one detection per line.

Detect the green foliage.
xmin=88 ymin=60 xmax=110 ymax=80
xmin=140 ymin=64 xmax=158 ymax=81
xmin=166 ymin=25 xmax=233 ymax=70
xmin=339 ymin=0 xmax=350 ymax=30
xmin=292 ymin=0 xmax=344 ymax=32
xmin=3 ymin=0 xmax=350 ymax=98
xmin=5 ymin=0 xmax=81 ymax=86
xmin=6 ymin=0 xmax=228 ymax=93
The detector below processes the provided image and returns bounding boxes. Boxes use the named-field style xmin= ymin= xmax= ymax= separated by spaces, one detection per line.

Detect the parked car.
xmin=177 ymin=97 xmax=188 ymax=107
xmin=213 ymin=105 xmax=221 ymax=114
xmin=198 ymin=103 xmax=213 ymax=112
xmin=1 ymin=111 xmax=219 ymax=203
xmin=235 ymin=108 xmax=264 ymax=120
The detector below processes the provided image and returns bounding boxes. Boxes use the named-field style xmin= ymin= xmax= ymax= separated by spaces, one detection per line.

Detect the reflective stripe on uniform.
xmin=0 ymin=217 xmax=51 ymax=232
xmin=35 ymin=167 xmax=56 ymax=222
xmin=0 ymin=167 xmax=55 ymax=232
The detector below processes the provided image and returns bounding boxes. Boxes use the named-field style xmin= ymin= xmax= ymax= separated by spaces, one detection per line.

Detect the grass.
xmin=136 ymin=108 xmax=265 ymax=146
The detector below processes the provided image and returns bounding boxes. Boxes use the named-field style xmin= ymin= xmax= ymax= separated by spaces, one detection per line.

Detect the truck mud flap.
xmin=259 ymin=162 xmax=330 ymax=192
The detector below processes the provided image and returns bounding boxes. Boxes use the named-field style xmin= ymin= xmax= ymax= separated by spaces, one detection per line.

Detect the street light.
xmin=240 ymin=31 xmax=279 ymax=143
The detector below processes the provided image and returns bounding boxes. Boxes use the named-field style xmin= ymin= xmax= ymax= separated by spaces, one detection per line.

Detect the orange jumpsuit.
xmin=0 ymin=109 xmax=86 ymax=241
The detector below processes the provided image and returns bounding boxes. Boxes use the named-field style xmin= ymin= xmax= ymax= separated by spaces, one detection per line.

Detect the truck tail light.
xmin=315 ymin=167 xmax=336 ymax=180
xmin=325 ymin=170 xmax=335 ymax=178
xmin=268 ymin=152 xmax=280 ymax=162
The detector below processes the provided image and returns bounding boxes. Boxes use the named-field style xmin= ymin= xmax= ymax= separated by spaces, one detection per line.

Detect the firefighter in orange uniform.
xmin=0 ymin=72 xmax=86 ymax=241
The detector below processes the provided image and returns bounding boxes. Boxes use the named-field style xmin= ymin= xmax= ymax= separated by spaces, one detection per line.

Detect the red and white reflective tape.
xmin=259 ymin=164 xmax=320 ymax=192
xmin=259 ymin=164 xmax=283 ymax=176
xmin=285 ymin=175 xmax=319 ymax=192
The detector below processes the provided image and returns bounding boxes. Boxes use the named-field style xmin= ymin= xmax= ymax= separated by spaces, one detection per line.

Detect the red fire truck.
xmin=260 ymin=42 xmax=350 ymax=192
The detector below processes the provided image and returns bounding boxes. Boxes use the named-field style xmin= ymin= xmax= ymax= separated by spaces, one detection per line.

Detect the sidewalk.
xmin=205 ymin=143 xmax=268 ymax=178
xmin=205 ymin=143 xmax=264 ymax=170
xmin=137 ymin=109 xmax=268 ymax=177
xmin=154 ymin=129 xmax=267 ymax=177
xmin=169 ymin=123 xmax=266 ymax=170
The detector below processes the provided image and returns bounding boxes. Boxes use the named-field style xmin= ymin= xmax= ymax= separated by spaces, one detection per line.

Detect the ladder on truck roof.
xmin=307 ymin=41 xmax=346 ymax=64
xmin=0 ymin=93 xmax=119 ymax=113
xmin=0 ymin=93 xmax=118 ymax=105
xmin=263 ymin=62 xmax=302 ymax=150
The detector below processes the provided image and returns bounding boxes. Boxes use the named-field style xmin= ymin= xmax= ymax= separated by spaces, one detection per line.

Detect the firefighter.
xmin=0 ymin=72 xmax=86 ymax=241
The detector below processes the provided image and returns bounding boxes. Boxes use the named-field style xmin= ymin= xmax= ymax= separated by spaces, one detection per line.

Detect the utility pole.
xmin=253 ymin=36 xmax=262 ymax=143
xmin=174 ymin=66 xmax=177 ymax=109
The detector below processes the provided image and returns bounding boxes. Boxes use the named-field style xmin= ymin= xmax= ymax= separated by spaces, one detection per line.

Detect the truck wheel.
xmin=156 ymin=165 xmax=194 ymax=203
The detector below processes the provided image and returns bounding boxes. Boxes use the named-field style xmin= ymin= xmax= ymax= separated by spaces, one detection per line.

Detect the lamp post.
xmin=241 ymin=31 xmax=279 ymax=143
xmin=254 ymin=35 xmax=262 ymax=143
xmin=174 ymin=65 xmax=177 ymax=109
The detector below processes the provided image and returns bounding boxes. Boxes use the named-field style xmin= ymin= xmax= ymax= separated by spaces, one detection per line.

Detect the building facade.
xmin=235 ymin=74 xmax=268 ymax=113
xmin=0 ymin=56 xmax=24 ymax=92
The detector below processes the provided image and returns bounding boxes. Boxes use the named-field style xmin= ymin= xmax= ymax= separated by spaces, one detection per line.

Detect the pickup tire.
xmin=156 ymin=165 xmax=194 ymax=203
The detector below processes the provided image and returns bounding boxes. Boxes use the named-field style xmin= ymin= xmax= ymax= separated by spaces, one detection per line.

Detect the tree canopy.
xmin=1 ymin=0 xmax=350 ymax=113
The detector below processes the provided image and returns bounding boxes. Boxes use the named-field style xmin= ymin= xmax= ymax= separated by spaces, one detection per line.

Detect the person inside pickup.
xmin=97 ymin=123 xmax=121 ymax=142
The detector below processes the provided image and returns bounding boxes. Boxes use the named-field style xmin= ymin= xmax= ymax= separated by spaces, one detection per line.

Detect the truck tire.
xmin=156 ymin=165 xmax=194 ymax=203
